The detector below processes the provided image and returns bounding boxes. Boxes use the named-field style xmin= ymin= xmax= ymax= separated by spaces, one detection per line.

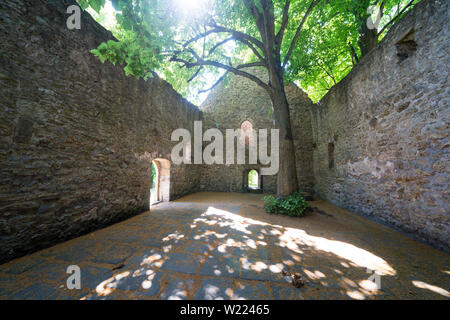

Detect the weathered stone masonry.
xmin=0 ymin=0 xmax=448 ymax=264
xmin=0 ymin=0 xmax=201 ymax=263
xmin=199 ymin=68 xmax=315 ymax=194
xmin=199 ymin=0 xmax=449 ymax=251
xmin=310 ymin=0 xmax=449 ymax=251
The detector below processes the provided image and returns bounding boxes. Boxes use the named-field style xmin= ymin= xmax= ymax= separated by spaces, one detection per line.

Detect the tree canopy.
xmin=79 ymin=0 xmax=419 ymax=103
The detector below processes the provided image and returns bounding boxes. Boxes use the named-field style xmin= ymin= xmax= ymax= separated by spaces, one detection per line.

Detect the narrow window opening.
xmin=328 ymin=143 xmax=335 ymax=169
xmin=396 ymin=29 xmax=417 ymax=63
xmin=239 ymin=120 xmax=255 ymax=146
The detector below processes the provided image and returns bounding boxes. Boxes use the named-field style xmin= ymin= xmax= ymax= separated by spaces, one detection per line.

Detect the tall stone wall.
xmin=0 ymin=0 xmax=201 ymax=263
xmin=199 ymin=68 xmax=315 ymax=194
xmin=311 ymin=0 xmax=449 ymax=250
xmin=1 ymin=0 xmax=448 ymax=264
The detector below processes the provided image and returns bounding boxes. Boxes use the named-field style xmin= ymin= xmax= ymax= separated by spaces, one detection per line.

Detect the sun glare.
xmin=86 ymin=0 xmax=117 ymax=30
xmin=174 ymin=0 xmax=209 ymax=17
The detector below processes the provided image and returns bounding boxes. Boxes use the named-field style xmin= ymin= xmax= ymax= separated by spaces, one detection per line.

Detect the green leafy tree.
xmin=286 ymin=0 xmax=420 ymax=101
xmin=78 ymin=0 xmax=419 ymax=196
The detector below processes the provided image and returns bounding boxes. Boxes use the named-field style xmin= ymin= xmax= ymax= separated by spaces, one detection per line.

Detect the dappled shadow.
xmin=1 ymin=193 xmax=448 ymax=300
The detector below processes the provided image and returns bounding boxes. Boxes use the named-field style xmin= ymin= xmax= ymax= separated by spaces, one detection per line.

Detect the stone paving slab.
xmin=199 ymin=255 xmax=240 ymax=278
xmin=80 ymin=265 xmax=114 ymax=290
xmin=159 ymin=274 xmax=196 ymax=300
xmin=9 ymin=283 xmax=59 ymax=300
xmin=230 ymin=280 xmax=271 ymax=300
xmin=194 ymin=278 xmax=231 ymax=300
xmin=0 ymin=192 xmax=449 ymax=300
xmin=159 ymin=252 xmax=203 ymax=274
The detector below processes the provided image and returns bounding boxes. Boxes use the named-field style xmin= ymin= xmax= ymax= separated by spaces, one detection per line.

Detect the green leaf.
xmin=89 ymin=0 xmax=104 ymax=13
xmin=82 ymin=0 xmax=419 ymax=104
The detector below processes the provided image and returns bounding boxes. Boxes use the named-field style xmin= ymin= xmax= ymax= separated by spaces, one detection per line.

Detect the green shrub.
xmin=262 ymin=191 xmax=310 ymax=217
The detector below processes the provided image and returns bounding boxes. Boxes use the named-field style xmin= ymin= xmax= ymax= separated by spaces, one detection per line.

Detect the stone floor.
xmin=0 ymin=192 xmax=449 ymax=300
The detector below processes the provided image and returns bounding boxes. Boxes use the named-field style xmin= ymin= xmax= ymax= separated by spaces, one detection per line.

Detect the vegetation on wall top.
xmin=78 ymin=0 xmax=419 ymax=103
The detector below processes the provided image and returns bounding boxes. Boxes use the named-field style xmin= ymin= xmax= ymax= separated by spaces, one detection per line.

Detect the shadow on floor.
xmin=0 ymin=192 xmax=449 ymax=300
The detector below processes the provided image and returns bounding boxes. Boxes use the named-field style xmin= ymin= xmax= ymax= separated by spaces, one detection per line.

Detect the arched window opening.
xmin=248 ymin=169 xmax=260 ymax=190
xmin=239 ymin=120 xmax=255 ymax=146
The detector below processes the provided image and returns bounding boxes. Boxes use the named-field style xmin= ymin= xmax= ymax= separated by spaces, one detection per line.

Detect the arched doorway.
xmin=150 ymin=159 xmax=171 ymax=206
xmin=248 ymin=169 xmax=260 ymax=190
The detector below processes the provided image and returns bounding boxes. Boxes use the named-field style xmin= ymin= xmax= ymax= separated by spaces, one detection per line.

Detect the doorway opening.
xmin=150 ymin=159 xmax=171 ymax=206
xmin=150 ymin=161 xmax=159 ymax=205
xmin=248 ymin=169 xmax=260 ymax=190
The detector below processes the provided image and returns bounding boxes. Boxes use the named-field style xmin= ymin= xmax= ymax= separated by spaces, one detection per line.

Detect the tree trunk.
xmin=356 ymin=0 xmax=380 ymax=58
xmin=358 ymin=23 xmax=378 ymax=58
xmin=270 ymin=85 xmax=299 ymax=198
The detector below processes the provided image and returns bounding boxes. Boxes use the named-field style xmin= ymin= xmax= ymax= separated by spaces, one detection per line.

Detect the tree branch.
xmin=282 ymin=0 xmax=322 ymax=69
xmin=207 ymin=35 xmax=266 ymax=66
xmin=208 ymin=37 xmax=234 ymax=56
xmin=202 ymin=22 xmax=265 ymax=51
xmin=183 ymin=23 xmax=268 ymax=69
xmin=378 ymin=0 xmax=415 ymax=36
xmin=183 ymin=29 xmax=218 ymax=47
xmin=318 ymin=62 xmax=336 ymax=85
xmin=181 ymin=21 xmax=268 ymax=68
xmin=198 ymin=72 xmax=229 ymax=94
xmin=171 ymin=55 xmax=270 ymax=91
xmin=259 ymin=0 xmax=276 ymax=63
xmin=243 ymin=0 xmax=267 ymax=44
xmin=260 ymin=0 xmax=275 ymax=45
xmin=275 ymin=0 xmax=291 ymax=50
xmin=348 ymin=42 xmax=359 ymax=65
xmin=238 ymin=39 xmax=267 ymax=64
xmin=188 ymin=67 xmax=203 ymax=83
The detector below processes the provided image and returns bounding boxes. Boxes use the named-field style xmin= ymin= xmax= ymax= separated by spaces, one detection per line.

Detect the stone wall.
xmin=199 ymin=68 xmax=315 ymax=194
xmin=0 ymin=0 xmax=201 ymax=263
xmin=198 ymin=0 xmax=449 ymax=251
xmin=0 ymin=0 xmax=448 ymax=264
xmin=311 ymin=0 xmax=449 ymax=250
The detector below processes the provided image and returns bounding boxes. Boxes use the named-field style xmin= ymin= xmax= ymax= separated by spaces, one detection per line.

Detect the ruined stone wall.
xmin=311 ymin=0 xmax=449 ymax=250
xmin=199 ymin=68 xmax=315 ymax=194
xmin=0 ymin=0 xmax=201 ymax=263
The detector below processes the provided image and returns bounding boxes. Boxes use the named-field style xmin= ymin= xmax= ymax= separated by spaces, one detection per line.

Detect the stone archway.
xmin=248 ymin=169 xmax=260 ymax=190
xmin=243 ymin=168 xmax=263 ymax=193
xmin=150 ymin=158 xmax=171 ymax=205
